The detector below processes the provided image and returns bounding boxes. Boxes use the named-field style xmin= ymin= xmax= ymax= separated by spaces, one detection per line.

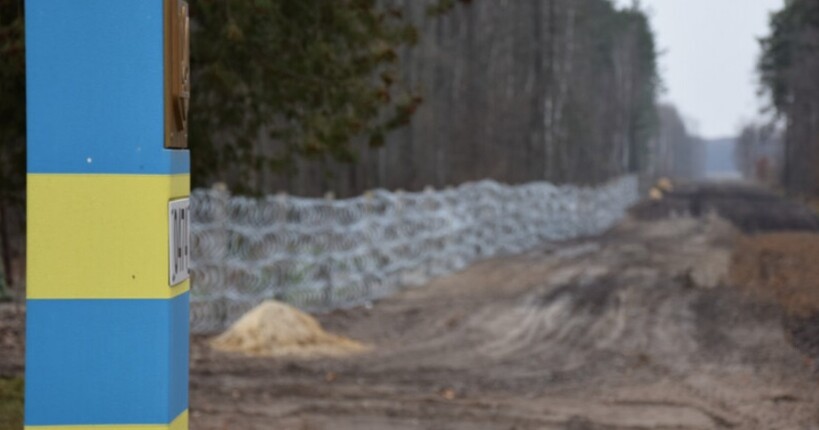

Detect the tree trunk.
xmin=0 ymin=202 xmax=13 ymax=289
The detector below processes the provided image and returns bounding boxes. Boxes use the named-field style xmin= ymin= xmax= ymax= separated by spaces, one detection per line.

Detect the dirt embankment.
xmin=731 ymin=233 xmax=819 ymax=317
xmin=637 ymin=182 xmax=819 ymax=375
xmin=631 ymin=182 xmax=819 ymax=232
xmin=730 ymin=233 xmax=819 ymax=373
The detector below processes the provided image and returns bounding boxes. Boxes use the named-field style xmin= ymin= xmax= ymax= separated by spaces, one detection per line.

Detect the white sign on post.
xmin=169 ymin=198 xmax=191 ymax=286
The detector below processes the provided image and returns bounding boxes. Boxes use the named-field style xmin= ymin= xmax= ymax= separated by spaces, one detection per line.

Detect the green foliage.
xmin=759 ymin=0 xmax=819 ymax=195
xmin=189 ymin=0 xmax=423 ymax=193
xmin=1 ymin=0 xmax=429 ymax=197
xmin=0 ymin=378 xmax=23 ymax=430
xmin=760 ymin=4 xmax=796 ymax=115
xmin=759 ymin=0 xmax=819 ymax=115
xmin=0 ymin=0 xmax=26 ymax=206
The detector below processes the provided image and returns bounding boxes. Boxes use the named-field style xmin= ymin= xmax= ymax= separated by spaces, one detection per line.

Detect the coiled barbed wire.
xmin=190 ymin=176 xmax=639 ymax=332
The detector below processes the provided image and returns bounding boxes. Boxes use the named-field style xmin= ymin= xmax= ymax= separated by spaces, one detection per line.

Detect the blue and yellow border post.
xmin=25 ymin=1 xmax=189 ymax=429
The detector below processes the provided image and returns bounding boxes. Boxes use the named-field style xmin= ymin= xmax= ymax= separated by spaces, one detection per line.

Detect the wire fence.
xmin=189 ymin=176 xmax=639 ymax=332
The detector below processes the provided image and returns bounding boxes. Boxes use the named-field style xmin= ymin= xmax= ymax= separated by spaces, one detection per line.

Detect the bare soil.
xmin=189 ymin=214 xmax=819 ymax=428
xmin=3 ymin=182 xmax=819 ymax=429
xmin=731 ymin=233 xmax=819 ymax=317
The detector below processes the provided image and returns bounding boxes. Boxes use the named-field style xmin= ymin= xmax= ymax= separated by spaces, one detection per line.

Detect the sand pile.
xmin=210 ymin=300 xmax=369 ymax=358
xmin=730 ymin=233 xmax=819 ymax=316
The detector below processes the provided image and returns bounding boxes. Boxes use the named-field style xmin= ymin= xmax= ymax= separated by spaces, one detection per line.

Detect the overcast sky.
xmin=615 ymin=0 xmax=785 ymax=138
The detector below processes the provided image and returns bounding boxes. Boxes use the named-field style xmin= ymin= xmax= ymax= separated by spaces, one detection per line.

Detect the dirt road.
xmin=189 ymin=184 xmax=819 ymax=430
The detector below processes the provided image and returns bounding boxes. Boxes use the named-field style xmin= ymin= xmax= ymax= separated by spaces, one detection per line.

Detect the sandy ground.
xmin=2 ymin=182 xmax=819 ymax=429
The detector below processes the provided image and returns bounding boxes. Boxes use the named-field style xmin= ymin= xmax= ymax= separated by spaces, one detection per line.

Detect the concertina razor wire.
xmin=189 ymin=175 xmax=639 ymax=332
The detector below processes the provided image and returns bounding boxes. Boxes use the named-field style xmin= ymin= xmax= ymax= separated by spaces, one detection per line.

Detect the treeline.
xmin=280 ymin=0 xmax=661 ymax=196
xmin=651 ymin=104 xmax=705 ymax=180
xmin=1 ymin=0 xmax=663 ymax=200
xmin=759 ymin=0 xmax=819 ymax=196
xmin=735 ymin=122 xmax=783 ymax=186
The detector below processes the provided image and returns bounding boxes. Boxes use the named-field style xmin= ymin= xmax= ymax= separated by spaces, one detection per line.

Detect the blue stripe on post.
xmin=24 ymin=293 xmax=189 ymax=426
xmin=168 ymin=292 xmax=190 ymax=422
xmin=25 ymin=0 xmax=189 ymax=175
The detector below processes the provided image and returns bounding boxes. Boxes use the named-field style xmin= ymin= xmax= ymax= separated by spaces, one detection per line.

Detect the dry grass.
xmin=731 ymin=232 xmax=819 ymax=316
xmin=0 ymin=378 xmax=23 ymax=430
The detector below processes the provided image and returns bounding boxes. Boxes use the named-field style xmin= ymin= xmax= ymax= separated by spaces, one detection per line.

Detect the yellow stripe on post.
xmin=27 ymin=174 xmax=191 ymax=300
xmin=25 ymin=410 xmax=189 ymax=430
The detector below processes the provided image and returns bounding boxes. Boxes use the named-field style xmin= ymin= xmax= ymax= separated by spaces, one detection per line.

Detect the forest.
xmin=1 ymin=0 xmax=696 ymax=199
xmin=757 ymin=0 xmax=819 ymax=197
xmin=270 ymin=0 xmax=662 ymax=196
